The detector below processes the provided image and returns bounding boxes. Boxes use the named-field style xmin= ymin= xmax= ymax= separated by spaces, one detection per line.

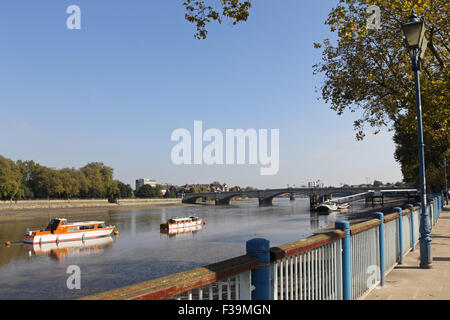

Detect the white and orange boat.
xmin=160 ymin=216 xmax=203 ymax=231
xmin=24 ymin=236 xmax=115 ymax=262
xmin=23 ymin=218 xmax=116 ymax=245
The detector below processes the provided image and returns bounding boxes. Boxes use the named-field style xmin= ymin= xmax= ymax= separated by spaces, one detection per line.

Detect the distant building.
xmin=136 ymin=178 xmax=157 ymax=190
xmin=308 ymin=180 xmax=324 ymax=188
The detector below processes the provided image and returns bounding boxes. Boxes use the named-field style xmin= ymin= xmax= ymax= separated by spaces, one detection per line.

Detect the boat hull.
xmin=160 ymin=220 xmax=202 ymax=231
xmin=23 ymin=227 xmax=115 ymax=245
xmin=316 ymin=204 xmax=338 ymax=215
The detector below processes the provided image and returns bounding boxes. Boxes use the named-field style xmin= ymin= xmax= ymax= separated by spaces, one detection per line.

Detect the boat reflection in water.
xmin=160 ymin=225 xmax=203 ymax=238
xmin=24 ymin=236 xmax=115 ymax=262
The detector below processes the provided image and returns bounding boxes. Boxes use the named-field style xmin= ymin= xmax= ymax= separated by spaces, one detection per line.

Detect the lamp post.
xmin=401 ymin=10 xmax=432 ymax=269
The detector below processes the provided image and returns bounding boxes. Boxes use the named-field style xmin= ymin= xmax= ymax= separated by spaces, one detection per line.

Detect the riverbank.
xmin=0 ymin=198 xmax=190 ymax=221
xmin=0 ymin=197 xmax=261 ymax=222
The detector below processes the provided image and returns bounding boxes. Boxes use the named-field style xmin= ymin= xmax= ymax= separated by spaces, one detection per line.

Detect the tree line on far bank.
xmin=0 ymin=155 xmax=175 ymax=202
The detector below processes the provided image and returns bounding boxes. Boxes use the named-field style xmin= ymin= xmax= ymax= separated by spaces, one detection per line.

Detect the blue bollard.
xmin=246 ymin=238 xmax=270 ymax=300
xmin=373 ymin=212 xmax=385 ymax=286
xmin=335 ymin=220 xmax=351 ymax=300
xmin=406 ymin=204 xmax=415 ymax=251
xmin=393 ymin=207 xmax=403 ymax=264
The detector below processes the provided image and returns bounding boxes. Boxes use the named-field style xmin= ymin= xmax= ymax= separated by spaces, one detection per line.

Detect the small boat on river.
xmin=160 ymin=216 xmax=203 ymax=231
xmin=23 ymin=218 xmax=116 ymax=245
xmin=316 ymin=202 xmax=339 ymax=214
xmin=337 ymin=203 xmax=350 ymax=210
xmin=24 ymin=236 xmax=115 ymax=261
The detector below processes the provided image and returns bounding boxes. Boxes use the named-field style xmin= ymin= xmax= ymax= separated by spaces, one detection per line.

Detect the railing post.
xmin=406 ymin=204 xmax=415 ymax=251
xmin=429 ymin=198 xmax=434 ymax=228
xmin=246 ymin=238 xmax=270 ymax=300
xmin=373 ymin=212 xmax=385 ymax=286
xmin=393 ymin=207 xmax=403 ymax=264
xmin=335 ymin=220 xmax=351 ymax=300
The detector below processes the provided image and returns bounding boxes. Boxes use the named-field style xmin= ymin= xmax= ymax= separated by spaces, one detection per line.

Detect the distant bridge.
xmin=181 ymin=187 xmax=418 ymax=206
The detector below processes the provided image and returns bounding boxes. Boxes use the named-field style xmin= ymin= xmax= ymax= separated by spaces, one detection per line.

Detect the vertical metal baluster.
xmin=227 ymin=278 xmax=231 ymax=300
xmin=312 ymin=249 xmax=316 ymax=300
xmin=199 ymin=288 xmax=203 ymax=300
xmin=289 ymin=256 xmax=295 ymax=300
xmin=280 ymin=259 xmax=284 ymax=300
xmin=360 ymin=233 xmax=363 ymax=298
xmin=218 ymin=281 xmax=222 ymax=300
xmin=235 ymin=276 xmax=239 ymax=300
xmin=208 ymin=284 xmax=213 ymax=300
xmin=331 ymin=242 xmax=335 ymax=300
xmin=295 ymin=255 xmax=298 ymax=300
xmin=273 ymin=261 xmax=278 ymax=300
xmin=327 ymin=244 xmax=330 ymax=300
xmin=315 ymin=249 xmax=318 ymax=300
xmin=300 ymin=253 xmax=306 ymax=300
xmin=300 ymin=254 xmax=304 ymax=300
xmin=307 ymin=250 xmax=311 ymax=300
xmin=319 ymin=246 xmax=322 ymax=300
xmin=285 ymin=258 xmax=288 ymax=300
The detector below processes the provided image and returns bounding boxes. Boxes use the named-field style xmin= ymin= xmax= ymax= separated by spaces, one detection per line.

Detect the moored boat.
xmin=316 ymin=202 xmax=339 ymax=214
xmin=23 ymin=218 xmax=116 ymax=245
xmin=337 ymin=203 xmax=350 ymax=210
xmin=160 ymin=216 xmax=202 ymax=231
xmin=24 ymin=236 xmax=115 ymax=261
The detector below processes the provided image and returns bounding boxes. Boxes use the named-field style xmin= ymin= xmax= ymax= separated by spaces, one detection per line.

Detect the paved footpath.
xmin=365 ymin=205 xmax=450 ymax=300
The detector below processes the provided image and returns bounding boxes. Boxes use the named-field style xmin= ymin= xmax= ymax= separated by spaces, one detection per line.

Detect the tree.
xmin=373 ymin=180 xmax=383 ymax=187
xmin=135 ymin=184 xmax=163 ymax=198
xmin=60 ymin=168 xmax=81 ymax=199
xmin=183 ymin=0 xmax=252 ymax=39
xmin=313 ymin=0 xmax=448 ymax=188
xmin=0 ymin=156 xmax=22 ymax=200
xmin=80 ymin=163 xmax=107 ymax=198
xmin=164 ymin=190 xmax=177 ymax=198
xmin=117 ymin=181 xmax=133 ymax=199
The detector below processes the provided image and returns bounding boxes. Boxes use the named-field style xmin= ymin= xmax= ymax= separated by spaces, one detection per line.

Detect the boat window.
xmin=50 ymin=219 xmax=60 ymax=232
xmin=79 ymin=225 xmax=95 ymax=230
xmin=97 ymin=223 xmax=106 ymax=229
xmin=68 ymin=226 xmax=80 ymax=232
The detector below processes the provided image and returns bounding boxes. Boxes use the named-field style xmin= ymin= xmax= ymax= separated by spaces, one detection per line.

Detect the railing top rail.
xmin=80 ymin=254 xmax=258 ymax=300
xmin=384 ymin=212 xmax=400 ymax=223
xmin=402 ymin=205 xmax=420 ymax=216
xmin=350 ymin=219 xmax=381 ymax=235
xmin=270 ymin=230 xmax=345 ymax=260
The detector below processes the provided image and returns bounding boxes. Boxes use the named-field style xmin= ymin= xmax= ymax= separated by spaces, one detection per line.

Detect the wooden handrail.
xmin=81 ymin=254 xmax=258 ymax=300
xmin=270 ymin=230 xmax=345 ymax=260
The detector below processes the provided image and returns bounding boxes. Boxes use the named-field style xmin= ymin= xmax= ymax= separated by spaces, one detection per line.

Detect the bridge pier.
xmin=215 ymin=198 xmax=232 ymax=206
xmin=310 ymin=193 xmax=333 ymax=210
xmin=259 ymin=198 xmax=273 ymax=206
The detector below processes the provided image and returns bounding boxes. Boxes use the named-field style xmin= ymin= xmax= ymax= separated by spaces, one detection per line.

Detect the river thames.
xmin=0 ymin=198 xmax=377 ymax=299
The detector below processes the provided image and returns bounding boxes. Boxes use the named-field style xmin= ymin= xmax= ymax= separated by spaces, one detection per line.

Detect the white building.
xmin=308 ymin=180 xmax=324 ymax=188
xmin=136 ymin=178 xmax=157 ymax=190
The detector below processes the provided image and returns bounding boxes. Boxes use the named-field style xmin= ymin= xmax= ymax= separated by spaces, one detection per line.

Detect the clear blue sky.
xmin=0 ymin=0 xmax=403 ymax=188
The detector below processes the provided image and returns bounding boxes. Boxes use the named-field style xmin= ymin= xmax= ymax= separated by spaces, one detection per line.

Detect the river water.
xmin=0 ymin=198 xmax=374 ymax=299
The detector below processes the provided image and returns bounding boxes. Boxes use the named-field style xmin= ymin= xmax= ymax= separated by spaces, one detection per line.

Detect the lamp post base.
xmin=419 ymin=262 xmax=432 ymax=269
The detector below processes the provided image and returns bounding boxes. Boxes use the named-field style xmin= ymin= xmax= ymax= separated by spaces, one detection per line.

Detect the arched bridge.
xmin=181 ymin=187 xmax=418 ymax=206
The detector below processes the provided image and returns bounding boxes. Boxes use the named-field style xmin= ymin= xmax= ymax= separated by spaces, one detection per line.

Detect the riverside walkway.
xmin=365 ymin=205 xmax=450 ymax=300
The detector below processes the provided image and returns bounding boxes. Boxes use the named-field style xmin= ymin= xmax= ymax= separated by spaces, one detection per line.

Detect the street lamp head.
xmin=401 ymin=10 xmax=426 ymax=49
xmin=402 ymin=10 xmax=427 ymax=70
